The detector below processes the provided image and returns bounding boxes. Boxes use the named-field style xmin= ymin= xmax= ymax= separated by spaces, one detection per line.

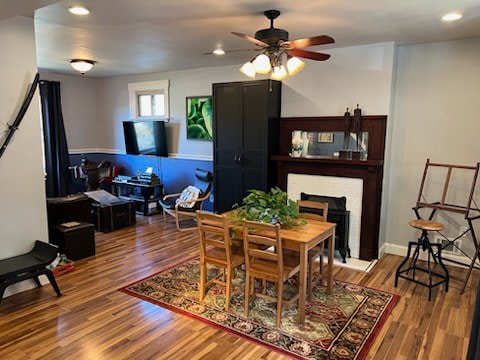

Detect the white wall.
xmin=282 ymin=43 xmax=395 ymax=116
xmin=384 ymin=38 xmax=480 ymax=258
xmin=0 ymin=17 xmax=49 ymax=296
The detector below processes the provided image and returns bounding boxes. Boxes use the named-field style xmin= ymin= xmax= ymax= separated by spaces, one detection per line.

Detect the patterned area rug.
xmin=120 ymin=258 xmax=398 ymax=359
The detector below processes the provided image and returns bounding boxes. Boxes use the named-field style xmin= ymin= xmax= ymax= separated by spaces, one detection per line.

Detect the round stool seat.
xmin=409 ymin=219 xmax=445 ymax=231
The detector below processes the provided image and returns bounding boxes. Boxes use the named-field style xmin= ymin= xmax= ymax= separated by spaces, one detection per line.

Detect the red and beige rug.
xmin=120 ymin=258 xmax=398 ymax=359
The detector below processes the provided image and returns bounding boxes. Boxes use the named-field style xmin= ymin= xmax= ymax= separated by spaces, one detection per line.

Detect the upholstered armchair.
xmin=159 ymin=169 xmax=213 ymax=231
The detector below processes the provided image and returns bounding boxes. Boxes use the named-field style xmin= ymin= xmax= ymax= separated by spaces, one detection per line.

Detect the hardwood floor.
xmin=0 ymin=214 xmax=477 ymax=359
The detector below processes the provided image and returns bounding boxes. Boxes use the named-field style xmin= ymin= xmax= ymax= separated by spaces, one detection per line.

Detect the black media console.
xmin=112 ymin=179 xmax=163 ymax=216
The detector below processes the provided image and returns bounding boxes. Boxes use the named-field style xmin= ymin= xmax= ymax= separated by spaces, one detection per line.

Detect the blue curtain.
xmin=39 ymin=80 xmax=73 ymax=197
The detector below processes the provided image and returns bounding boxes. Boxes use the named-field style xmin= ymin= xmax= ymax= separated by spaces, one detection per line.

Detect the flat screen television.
xmin=123 ymin=120 xmax=168 ymax=156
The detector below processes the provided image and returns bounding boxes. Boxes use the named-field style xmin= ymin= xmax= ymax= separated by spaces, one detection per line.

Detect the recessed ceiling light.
xmin=68 ymin=6 xmax=90 ymax=15
xmin=213 ymin=48 xmax=226 ymax=55
xmin=442 ymin=12 xmax=462 ymax=21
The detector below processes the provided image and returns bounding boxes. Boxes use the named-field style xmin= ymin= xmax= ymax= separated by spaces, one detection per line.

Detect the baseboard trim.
xmin=384 ymin=242 xmax=472 ymax=269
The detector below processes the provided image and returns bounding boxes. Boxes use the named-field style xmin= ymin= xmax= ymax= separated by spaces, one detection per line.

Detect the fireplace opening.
xmin=287 ymin=173 xmax=363 ymax=260
xmin=300 ymin=192 xmax=351 ymax=263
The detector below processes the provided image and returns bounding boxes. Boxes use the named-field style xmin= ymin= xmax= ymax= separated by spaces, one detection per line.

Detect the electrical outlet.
xmin=460 ymin=226 xmax=469 ymax=237
xmin=209 ymin=194 xmax=214 ymax=203
xmin=434 ymin=235 xmax=462 ymax=255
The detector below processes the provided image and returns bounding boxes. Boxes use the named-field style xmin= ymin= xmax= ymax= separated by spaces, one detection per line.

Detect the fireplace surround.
xmin=273 ymin=115 xmax=387 ymax=261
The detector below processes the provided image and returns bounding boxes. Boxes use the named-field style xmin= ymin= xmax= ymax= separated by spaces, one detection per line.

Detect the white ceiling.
xmin=4 ymin=0 xmax=480 ymax=77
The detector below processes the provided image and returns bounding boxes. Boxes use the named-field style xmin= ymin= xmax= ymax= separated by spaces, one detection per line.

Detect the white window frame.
xmin=128 ymin=80 xmax=169 ymax=121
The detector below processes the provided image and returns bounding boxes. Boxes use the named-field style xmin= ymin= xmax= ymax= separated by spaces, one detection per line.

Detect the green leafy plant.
xmin=228 ymin=187 xmax=305 ymax=228
xmin=187 ymin=96 xmax=212 ymax=140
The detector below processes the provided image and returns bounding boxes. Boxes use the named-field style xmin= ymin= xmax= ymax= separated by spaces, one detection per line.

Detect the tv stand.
xmin=112 ymin=180 xmax=163 ymax=216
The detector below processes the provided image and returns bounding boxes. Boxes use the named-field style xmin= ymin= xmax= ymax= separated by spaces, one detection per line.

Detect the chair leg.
xmin=244 ymin=270 xmax=250 ymax=318
xmin=308 ymin=259 xmax=314 ymax=301
xmin=262 ymin=279 xmax=267 ymax=294
xmin=319 ymin=243 xmax=324 ymax=276
xmin=175 ymin=212 xmax=182 ymax=231
xmin=225 ymin=267 xmax=232 ymax=311
xmin=199 ymin=262 xmax=207 ymax=301
xmin=276 ymin=281 xmax=283 ymax=328
xmin=174 ymin=212 xmax=198 ymax=232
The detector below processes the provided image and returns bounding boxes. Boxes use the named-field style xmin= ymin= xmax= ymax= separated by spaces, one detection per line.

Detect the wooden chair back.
xmin=242 ymin=219 xmax=302 ymax=327
xmin=196 ymin=211 xmax=244 ymax=311
xmin=297 ymin=199 xmax=329 ymax=300
xmin=242 ymin=220 xmax=283 ymax=280
xmin=297 ymin=200 xmax=329 ymax=221
xmin=196 ymin=211 xmax=232 ymax=264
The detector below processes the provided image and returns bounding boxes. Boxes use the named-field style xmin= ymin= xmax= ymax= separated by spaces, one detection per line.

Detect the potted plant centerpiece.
xmin=228 ymin=187 xmax=305 ymax=229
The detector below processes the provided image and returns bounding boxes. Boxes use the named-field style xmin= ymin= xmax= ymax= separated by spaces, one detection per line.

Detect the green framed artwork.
xmin=186 ymin=96 xmax=212 ymax=140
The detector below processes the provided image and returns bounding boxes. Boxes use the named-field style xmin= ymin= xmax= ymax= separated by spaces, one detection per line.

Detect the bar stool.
xmin=395 ymin=219 xmax=449 ymax=300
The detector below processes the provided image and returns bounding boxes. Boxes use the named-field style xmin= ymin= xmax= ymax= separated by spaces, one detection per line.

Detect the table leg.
xmin=298 ymin=243 xmax=308 ymax=325
xmin=327 ymin=229 xmax=335 ymax=294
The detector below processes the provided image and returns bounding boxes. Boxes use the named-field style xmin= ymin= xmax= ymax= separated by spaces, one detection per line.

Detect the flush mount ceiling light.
xmin=68 ymin=6 xmax=90 ymax=15
xmin=70 ymin=59 xmax=95 ymax=74
xmin=442 ymin=12 xmax=462 ymax=21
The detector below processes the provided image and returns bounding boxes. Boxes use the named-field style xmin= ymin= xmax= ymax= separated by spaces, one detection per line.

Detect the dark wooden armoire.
xmin=213 ymin=79 xmax=282 ymax=213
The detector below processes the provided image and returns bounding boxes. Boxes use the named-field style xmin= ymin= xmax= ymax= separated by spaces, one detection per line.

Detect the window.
xmin=128 ymin=80 xmax=169 ymax=121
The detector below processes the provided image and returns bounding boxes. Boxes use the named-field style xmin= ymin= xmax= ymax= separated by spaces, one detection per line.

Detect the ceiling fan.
xmin=208 ymin=10 xmax=334 ymax=79
xmin=233 ymin=10 xmax=334 ymax=61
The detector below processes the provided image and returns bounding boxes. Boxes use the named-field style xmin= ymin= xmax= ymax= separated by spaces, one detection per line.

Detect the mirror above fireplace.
xmin=291 ymin=130 xmax=369 ymax=159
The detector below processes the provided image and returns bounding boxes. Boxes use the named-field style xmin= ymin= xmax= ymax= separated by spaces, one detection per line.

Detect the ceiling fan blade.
xmin=231 ymin=32 xmax=269 ymax=47
xmin=290 ymin=49 xmax=331 ymax=61
xmin=285 ymin=35 xmax=334 ymax=49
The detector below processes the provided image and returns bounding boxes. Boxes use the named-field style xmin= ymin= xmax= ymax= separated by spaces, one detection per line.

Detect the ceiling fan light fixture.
xmin=270 ymin=65 xmax=288 ymax=80
xmin=240 ymin=62 xmax=256 ymax=78
xmin=287 ymin=56 xmax=305 ymax=76
xmin=70 ymin=59 xmax=95 ymax=74
xmin=252 ymin=54 xmax=272 ymax=74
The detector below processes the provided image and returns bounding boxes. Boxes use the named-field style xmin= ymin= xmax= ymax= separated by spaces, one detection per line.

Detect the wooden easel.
xmin=413 ymin=159 xmax=480 ymax=293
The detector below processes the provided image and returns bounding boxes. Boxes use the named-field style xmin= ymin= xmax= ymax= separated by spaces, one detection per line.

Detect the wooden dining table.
xmin=278 ymin=219 xmax=336 ymax=325
xmin=226 ymin=215 xmax=336 ymax=326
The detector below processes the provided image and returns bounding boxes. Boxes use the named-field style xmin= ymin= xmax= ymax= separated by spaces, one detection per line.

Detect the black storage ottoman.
xmin=50 ymin=221 xmax=95 ymax=260
xmin=92 ymin=200 xmax=136 ymax=232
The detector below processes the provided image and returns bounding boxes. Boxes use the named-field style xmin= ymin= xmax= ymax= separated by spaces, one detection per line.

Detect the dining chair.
xmin=242 ymin=219 xmax=301 ymax=328
xmin=196 ymin=211 xmax=244 ymax=311
xmin=297 ymin=199 xmax=329 ymax=300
